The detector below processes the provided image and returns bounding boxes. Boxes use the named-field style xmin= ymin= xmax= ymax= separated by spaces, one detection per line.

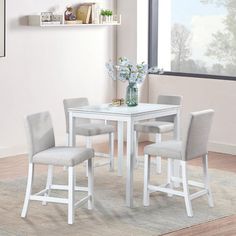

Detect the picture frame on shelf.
xmin=41 ymin=12 xmax=53 ymax=22
xmin=40 ymin=13 xmax=63 ymax=25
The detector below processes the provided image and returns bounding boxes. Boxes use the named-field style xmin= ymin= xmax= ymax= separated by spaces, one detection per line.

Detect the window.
xmin=149 ymin=0 xmax=236 ymax=80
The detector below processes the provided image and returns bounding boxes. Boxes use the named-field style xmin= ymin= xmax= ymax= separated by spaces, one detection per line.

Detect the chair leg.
xmin=155 ymin=133 xmax=162 ymax=174
xmin=181 ymin=161 xmax=193 ymax=217
xmin=202 ymin=154 xmax=214 ymax=207
xmin=143 ymin=154 xmax=151 ymax=206
xmin=63 ymin=134 xmax=70 ymax=171
xmin=42 ymin=165 xmax=53 ymax=206
xmin=109 ymin=132 xmax=114 ymax=171
xmin=21 ymin=163 xmax=34 ymax=218
xmin=88 ymin=158 xmax=94 ymax=210
xmin=86 ymin=137 xmax=92 ymax=177
xmin=117 ymin=121 xmax=124 ymax=176
xmin=173 ymin=160 xmax=181 ymax=188
xmin=133 ymin=130 xmax=139 ymax=168
xmin=167 ymin=158 xmax=173 ymax=197
xmin=68 ymin=166 xmax=75 ymax=225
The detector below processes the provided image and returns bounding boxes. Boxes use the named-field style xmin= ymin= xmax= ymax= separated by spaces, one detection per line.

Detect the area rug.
xmin=0 ymin=159 xmax=235 ymax=236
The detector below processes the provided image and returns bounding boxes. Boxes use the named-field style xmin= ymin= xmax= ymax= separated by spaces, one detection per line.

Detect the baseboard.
xmin=208 ymin=142 xmax=236 ymax=155
xmin=1 ymin=138 xmax=235 ymax=159
xmin=0 ymin=135 xmax=113 ymax=159
xmin=148 ymin=134 xmax=236 ymax=155
xmin=0 ymin=146 xmax=27 ymax=159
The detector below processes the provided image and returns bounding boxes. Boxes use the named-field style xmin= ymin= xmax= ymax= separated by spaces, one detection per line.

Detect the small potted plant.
xmin=100 ymin=9 xmax=113 ymax=23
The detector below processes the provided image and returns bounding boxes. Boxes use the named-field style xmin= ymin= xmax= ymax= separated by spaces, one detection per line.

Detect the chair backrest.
xmin=183 ymin=109 xmax=214 ymax=161
xmin=25 ymin=111 xmax=55 ymax=162
xmin=156 ymin=95 xmax=183 ymax=122
xmin=63 ymin=97 xmax=90 ymax=133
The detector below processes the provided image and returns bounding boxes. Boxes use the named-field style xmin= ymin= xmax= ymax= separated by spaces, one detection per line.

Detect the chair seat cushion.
xmin=134 ymin=121 xmax=174 ymax=134
xmin=144 ymin=141 xmax=183 ymax=160
xmin=33 ymin=147 xmax=94 ymax=167
xmin=75 ymin=123 xmax=115 ymax=136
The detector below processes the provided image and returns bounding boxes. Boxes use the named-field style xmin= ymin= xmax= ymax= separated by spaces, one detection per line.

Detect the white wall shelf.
xmin=39 ymin=23 xmax=121 ymax=27
xmin=28 ymin=15 xmax=121 ymax=27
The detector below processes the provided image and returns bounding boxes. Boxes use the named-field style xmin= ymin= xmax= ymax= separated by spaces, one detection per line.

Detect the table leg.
xmin=69 ymin=112 xmax=76 ymax=147
xmin=126 ymin=119 xmax=134 ymax=208
xmin=174 ymin=110 xmax=180 ymax=140
xmin=174 ymin=110 xmax=181 ymax=187
xmin=118 ymin=121 xmax=124 ymax=176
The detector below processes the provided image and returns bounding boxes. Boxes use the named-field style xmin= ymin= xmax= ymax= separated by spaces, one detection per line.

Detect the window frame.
xmin=0 ymin=0 xmax=6 ymax=58
xmin=148 ymin=0 xmax=236 ymax=81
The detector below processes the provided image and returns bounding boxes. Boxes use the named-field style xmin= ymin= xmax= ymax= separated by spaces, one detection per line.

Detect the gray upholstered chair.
xmin=63 ymin=98 xmax=115 ymax=173
xmin=143 ymin=109 xmax=214 ymax=217
xmin=21 ymin=111 xmax=94 ymax=225
xmin=134 ymin=95 xmax=182 ymax=173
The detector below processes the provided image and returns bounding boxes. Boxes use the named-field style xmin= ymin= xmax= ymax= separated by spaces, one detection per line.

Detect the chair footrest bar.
xmin=94 ymin=161 xmax=110 ymax=168
xmin=171 ymin=177 xmax=205 ymax=188
xmin=148 ymin=184 xmax=185 ymax=197
xmin=136 ymin=158 xmax=156 ymax=166
xmin=149 ymin=183 xmax=170 ymax=193
xmin=30 ymin=195 xmax=68 ymax=204
xmin=34 ymin=189 xmax=48 ymax=196
xmin=95 ymin=152 xmax=110 ymax=158
xmin=74 ymin=195 xmax=91 ymax=208
xmin=190 ymin=190 xmax=208 ymax=200
xmin=188 ymin=181 xmax=205 ymax=188
xmin=50 ymin=185 xmax=88 ymax=192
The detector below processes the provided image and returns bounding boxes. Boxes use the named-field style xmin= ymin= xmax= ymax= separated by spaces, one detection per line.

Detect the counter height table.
xmin=68 ymin=103 xmax=180 ymax=208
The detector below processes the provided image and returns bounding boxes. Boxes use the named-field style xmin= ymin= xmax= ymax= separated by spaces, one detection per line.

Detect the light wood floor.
xmin=0 ymin=141 xmax=235 ymax=235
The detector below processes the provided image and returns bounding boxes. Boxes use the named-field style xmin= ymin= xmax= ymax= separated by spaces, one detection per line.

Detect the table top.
xmin=69 ymin=103 xmax=179 ymax=116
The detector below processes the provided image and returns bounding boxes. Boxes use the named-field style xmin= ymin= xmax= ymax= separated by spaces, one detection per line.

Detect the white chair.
xmin=63 ymin=98 xmax=115 ymax=173
xmin=143 ymin=109 xmax=214 ymax=217
xmin=21 ymin=111 xmax=94 ymax=225
xmin=134 ymin=95 xmax=182 ymax=173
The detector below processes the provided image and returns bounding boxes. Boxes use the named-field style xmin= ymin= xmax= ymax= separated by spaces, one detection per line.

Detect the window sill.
xmin=149 ymin=71 xmax=236 ymax=82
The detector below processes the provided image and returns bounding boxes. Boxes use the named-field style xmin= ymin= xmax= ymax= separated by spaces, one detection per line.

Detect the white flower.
xmin=106 ymin=57 xmax=162 ymax=84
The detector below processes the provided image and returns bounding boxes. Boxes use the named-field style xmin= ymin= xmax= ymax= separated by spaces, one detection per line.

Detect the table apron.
xmin=69 ymin=108 xmax=179 ymax=122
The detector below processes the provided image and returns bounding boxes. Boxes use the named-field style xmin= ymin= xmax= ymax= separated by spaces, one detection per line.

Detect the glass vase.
xmin=126 ymin=82 xmax=138 ymax=107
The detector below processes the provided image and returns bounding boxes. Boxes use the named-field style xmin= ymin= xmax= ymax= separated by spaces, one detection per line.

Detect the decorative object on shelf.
xmin=77 ymin=4 xmax=92 ymax=24
xmin=64 ymin=5 xmax=76 ymax=22
xmin=37 ymin=12 xmax=63 ymax=25
xmin=28 ymin=3 xmax=121 ymax=27
xmin=41 ymin=12 xmax=53 ymax=22
xmin=106 ymin=57 xmax=164 ymax=107
xmin=112 ymin=98 xmax=125 ymax=107
xmin=100 ymin=9 xmax=113 ymax=23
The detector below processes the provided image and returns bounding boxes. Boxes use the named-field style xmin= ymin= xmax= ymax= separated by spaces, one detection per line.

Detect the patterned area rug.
xmin=0 ymin=159 xmax=235 ymax=236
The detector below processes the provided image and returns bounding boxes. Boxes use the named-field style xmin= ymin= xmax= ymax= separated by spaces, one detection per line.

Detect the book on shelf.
xmin=41 ymin=21 xmax=61 ymax=25
xmin=77 ymin=5 xmax=92 ymax=24
xmin=65 ymin=20 xmax=83 ymax=25
xmin=77 ymin=3 xmax=99 ymax=24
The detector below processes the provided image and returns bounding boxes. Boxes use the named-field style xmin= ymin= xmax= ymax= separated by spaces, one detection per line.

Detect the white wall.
xmin=0 ymin=0 xmax=117 ymax=157
xmin=149 ymin=74 xmax=236 ymax=155
xmin=158 ymin=0 xmax=171 ymax=70
xmin=117 ymin=0 xmax=149 ymax=101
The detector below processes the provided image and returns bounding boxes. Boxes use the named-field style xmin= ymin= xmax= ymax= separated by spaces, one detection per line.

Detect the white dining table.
xmin=68 ymin=103 xmax=180 ymax=208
